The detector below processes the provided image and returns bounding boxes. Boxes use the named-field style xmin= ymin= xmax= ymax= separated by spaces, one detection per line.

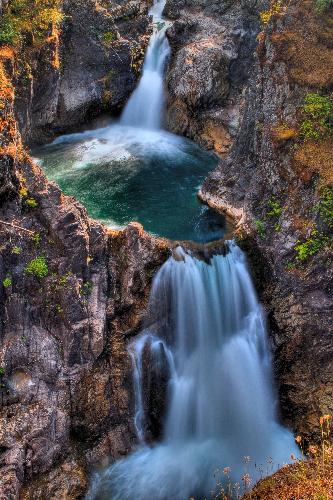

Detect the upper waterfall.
xmin=120 ymin=0 xmax=170 ymax=130
xmin=87 ymin=243 xmax=299 ymax=500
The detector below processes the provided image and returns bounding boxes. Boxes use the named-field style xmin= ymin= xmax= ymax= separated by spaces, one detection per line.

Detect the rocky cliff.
xmin=0 ymin=37 xmax=170 ymax=499
xmin=199 ymin=0 xmax=333 ymax=439
xmin=165 ymin=0 xmax=267 ymax=154
xmin=13 ymin=0 xmax=152 ymax=145
xmin=1 ymin=0 xmax=333 ymax=498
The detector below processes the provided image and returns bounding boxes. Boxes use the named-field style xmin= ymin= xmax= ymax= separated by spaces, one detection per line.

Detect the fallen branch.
xmin=0 ymin=219 xmax=34 ymax=234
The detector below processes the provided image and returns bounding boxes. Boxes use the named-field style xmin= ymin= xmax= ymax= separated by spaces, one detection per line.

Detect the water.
xmin=121 ymin=0 xmax=170 ymax=129
xmin=34 ymin=0 xmax=299 ymax=495
xmin=32 ymin=0 xmax=222 ymax=242
xmin=87 ymin=244 xmax=299 ymax=500
xmin=32 ymin=126 xmax=221 ymax=241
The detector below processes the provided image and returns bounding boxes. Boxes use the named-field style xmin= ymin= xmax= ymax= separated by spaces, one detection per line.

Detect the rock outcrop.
xmin=0 ymin=45 xmax=170 ymax=498
xmin=165 ymin=0 xmax=267 ymax=153
xmin=14 ymin=0 xmax=152 ymax=145
xmin=200 ymin=0 xmax=333 ymax=439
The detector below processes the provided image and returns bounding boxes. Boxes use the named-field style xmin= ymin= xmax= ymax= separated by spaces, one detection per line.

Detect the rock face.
xmin=200 ymin=0 xmax=333 ymax=439
xmin=14 ymin=0 xmax=152 ymax=145
xmin=0 ymin=48 xmax=170 ymax=498
xmin=165 ymin=0 xmax=267 ymax=153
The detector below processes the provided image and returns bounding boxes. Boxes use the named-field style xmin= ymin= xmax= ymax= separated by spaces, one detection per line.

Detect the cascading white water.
xmin=87 ymin=243 xmax=299 ymax=500
xmin=120 ymin=0 xmax=170 ymax=129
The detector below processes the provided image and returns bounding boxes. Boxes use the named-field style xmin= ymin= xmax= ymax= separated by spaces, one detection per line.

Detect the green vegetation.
xmin=12 ymin=245 xmax=22 ymax=254
xmin=267 ymin=198 xmax=283 ymax=218
xmin=101 ymin=31 xmax=116 ymax=44
xmin=293 ymin=188 xmax=333 ymax=262
xmin=315 ymin=0 xmax=333 ymax=13
xmin=2 ymin=276 xmax=12 ymax=288
xmin=80 ymin=281 xmax=92 ymax=297
xmin=300 ymin=93 xmax=333 ymax=141
xmin=0 ymin=0 xmax=63 ymax=48
xmin=25 ymin=197 xmax=38 ymax=208
xmin=31 ymin=232 xmax=41 ymax=245
xmin=25 ymin=256 xmax=48 ymax=278
xmin=255 ymin=219 xmax=265 ymax=239
xmin=295 ymin=232 xmax=323 ymax=261
xmin=316 ymin=186 xmax=333 ymax=228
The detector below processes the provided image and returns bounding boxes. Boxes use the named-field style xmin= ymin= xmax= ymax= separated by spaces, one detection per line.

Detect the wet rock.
xmin=165 ymin=0 xmax=261 ymax=152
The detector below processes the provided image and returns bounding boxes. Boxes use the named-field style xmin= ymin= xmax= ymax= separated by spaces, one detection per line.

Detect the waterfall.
xmin=87 ymin=243 xmax=298 ymax=500
xmin=120 ymin=0 xmax=170 ymax=129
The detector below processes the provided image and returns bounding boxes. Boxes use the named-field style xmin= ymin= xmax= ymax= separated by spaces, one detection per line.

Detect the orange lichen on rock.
xmin=271 ymin=124 xmax=298 ymax=145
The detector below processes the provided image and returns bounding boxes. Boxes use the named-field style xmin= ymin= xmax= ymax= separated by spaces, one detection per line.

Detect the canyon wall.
xmin=199 ymin=0 xmax=333 ymax=438
xmin=0 ymin=19 xmax=170 ymax=497
xmin=13 ymin=0 xmax=152 ymax=144
xmin=1 ymin=0 xmax=333 ymax=497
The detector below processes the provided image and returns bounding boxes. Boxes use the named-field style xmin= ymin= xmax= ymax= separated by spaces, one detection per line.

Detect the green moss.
xmin=295 ymin=236 xmax=323 ymax=261
xmin=0 ymin=19 xmax=17 ymax=44
xmin=31 ymin=232 xmax=41 ymax=245
xmin=25 ymin=198 xmax=38 ymax=208
xmin=101 ymin=31 xmax=116 ymax=44
xmin=2 ymin=277 xmax=12 ymax=288
xmin=80 ymin=281 xmax=92 ymax=297
xmin=25 ymin=256 xmax=48 ymax=278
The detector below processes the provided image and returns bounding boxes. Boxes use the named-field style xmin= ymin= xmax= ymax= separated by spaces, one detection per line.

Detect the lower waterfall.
xmin=87 ymin=243 xmax=298 ymax=500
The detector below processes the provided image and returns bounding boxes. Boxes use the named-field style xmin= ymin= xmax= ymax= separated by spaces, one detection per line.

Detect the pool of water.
xmin=33 ymin=123 xmax=225 ymax=242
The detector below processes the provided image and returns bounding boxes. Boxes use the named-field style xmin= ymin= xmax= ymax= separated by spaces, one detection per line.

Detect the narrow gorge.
xmin=0 ymin=0 xmax=332 ymax=499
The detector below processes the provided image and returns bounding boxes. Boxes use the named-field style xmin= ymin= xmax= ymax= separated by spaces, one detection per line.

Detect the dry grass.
xmin=242 ymin=416 xmax=333 ymax=500
xmin=271 ymin=0 xmax=333 ymax=88
xmin=293 ymin=137 xmax=333 ymax=186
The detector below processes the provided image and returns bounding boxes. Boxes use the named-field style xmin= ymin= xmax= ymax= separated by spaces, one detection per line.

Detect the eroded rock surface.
xmin=200 ymin=0 xmax=333 ymax=439
xmin=165 ymin=0 xmax=267 ymax=153
xmin=0 ymin=47 xmax=169 ymax=498
xmin=14 ymin=0 xmax=152 ymax=144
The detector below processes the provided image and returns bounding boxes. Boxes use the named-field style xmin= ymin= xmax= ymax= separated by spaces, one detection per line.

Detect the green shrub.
xmin=255 ymin=219 xmax=266 ymax=238
xmin=12 ymin=246 xmax=22 ymax=254
xmin=295 ymin=236 xmax=323 ymax=261
xmin=25 ymin=198 xmax=38 ymax=208
xmin=267 ymin=198 xmax=283 ymax=218
xmin=317 ymin=187 xmax=333 ymax=229
xmin=0 ymin=19 xmax=18 ymax=44
xmin=0 ymin=367 xmax=4 ymax=376
xmin=25 ymin=256 xmax=48 ymax=278
xmin=300 ymin=120 xmax=321 ymax=140
xmin=315 ymin=0 xmax=333 ymax=13
xmin=31 ymin=232 xmax=41 ymax=245
xmin=300 ymin=94 xmax=333 ymax=141
xmin=2 ymin=277 xmax=12 ymax=288
xmin=101 ymin=31 xmax=116 ymax=44
xmin=0 ymin=0 xmax=63 ymax=48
